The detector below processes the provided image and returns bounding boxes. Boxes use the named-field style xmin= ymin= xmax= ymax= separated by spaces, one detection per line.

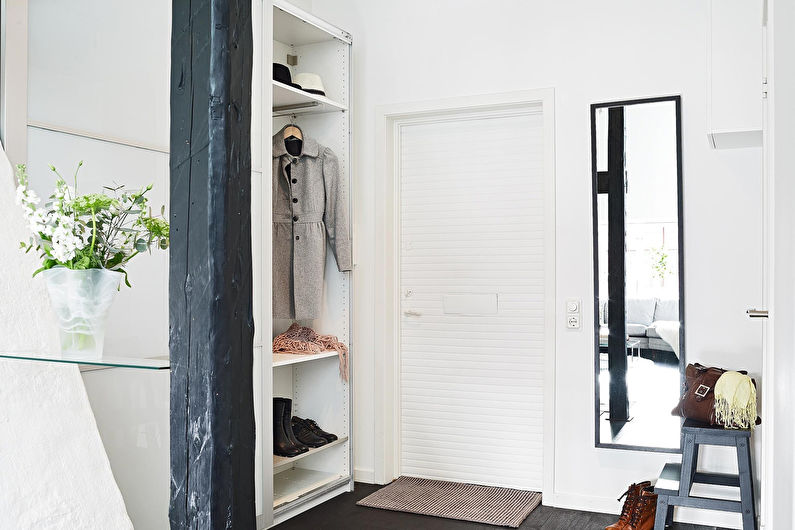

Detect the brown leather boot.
xmin=605 ymin=481 xmax=651 ymax=530
xmin=626 ymin=488 xmax=658 ymax=530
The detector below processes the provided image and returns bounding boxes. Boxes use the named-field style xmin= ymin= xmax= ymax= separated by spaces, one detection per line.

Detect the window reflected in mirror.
xmin=591 ymin=96 xmax=684 ymax=451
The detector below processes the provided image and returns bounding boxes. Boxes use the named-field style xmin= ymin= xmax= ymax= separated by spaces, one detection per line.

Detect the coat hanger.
xmin=284 ymin=116 xmax=303 ymax=141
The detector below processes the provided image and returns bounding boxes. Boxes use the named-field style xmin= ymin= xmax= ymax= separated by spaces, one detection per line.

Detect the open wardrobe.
xmin=264 ymin=2 xmax=354 ymax=523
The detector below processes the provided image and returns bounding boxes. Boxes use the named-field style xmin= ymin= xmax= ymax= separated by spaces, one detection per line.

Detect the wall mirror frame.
xmin=590 ymin=95 xmax=685 ymax=453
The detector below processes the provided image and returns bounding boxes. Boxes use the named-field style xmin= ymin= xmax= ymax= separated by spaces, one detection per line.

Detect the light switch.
xmin=565 ymin=298 xmax=581 ymax=330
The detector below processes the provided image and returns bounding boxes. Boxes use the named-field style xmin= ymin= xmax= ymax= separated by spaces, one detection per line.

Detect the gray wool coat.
xmin=272 ymin=127 xmax=352 ymax=320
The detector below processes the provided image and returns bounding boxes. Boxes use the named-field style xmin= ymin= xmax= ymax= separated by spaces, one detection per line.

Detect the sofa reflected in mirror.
xmin=591 ymin=96 xmax=684 ymax=451
xmin=599 ymin=298 xmax=679 ymax=360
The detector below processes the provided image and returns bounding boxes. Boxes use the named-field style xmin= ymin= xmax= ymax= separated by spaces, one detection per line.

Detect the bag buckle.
xmin=695 ymin=384 xmax=710 ymax=398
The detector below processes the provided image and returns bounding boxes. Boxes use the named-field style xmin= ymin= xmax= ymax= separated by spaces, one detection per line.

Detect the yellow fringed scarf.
xmin=714 ymin=371 xmax=757 ymax=429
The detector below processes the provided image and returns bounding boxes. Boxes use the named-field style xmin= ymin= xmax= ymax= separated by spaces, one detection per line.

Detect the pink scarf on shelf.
xmin=272 ymin=323 xmax=349 ymax=381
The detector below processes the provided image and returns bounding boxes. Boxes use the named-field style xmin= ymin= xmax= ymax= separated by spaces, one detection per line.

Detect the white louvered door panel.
xmin=399 ymin=110 xmax=546 ymax=490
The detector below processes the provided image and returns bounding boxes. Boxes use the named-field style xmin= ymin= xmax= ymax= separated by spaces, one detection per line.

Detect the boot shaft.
xmin=626 ymin=489 xmax=657 ymax=530
xmin=605 ymin=481 xmax=652 ymax=530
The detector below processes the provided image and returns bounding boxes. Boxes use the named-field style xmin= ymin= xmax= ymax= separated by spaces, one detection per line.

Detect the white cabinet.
xmin=257 ymin=1 xmax=354 ymax=527
xmin=707 ymin=0 xmax=764 ymax=148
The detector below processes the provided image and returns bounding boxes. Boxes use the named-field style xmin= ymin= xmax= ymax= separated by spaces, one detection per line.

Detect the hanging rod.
xmin=272 ymin=101 xmax=320 ymax=116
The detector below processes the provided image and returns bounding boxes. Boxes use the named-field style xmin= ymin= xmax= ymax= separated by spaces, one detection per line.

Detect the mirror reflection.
xmin=592 ymin=96 xmax=683 ymax=451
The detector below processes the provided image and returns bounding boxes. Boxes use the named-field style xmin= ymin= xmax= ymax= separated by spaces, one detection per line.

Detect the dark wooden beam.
xmin=169 ymin=0 xmax=255 ymax=528
xmin=606 ymin=106 xmax=629 ymax=421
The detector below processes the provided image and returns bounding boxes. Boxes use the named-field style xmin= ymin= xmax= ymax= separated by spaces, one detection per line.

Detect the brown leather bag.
xmin=672 ymin=363 xmax=761 ymax=426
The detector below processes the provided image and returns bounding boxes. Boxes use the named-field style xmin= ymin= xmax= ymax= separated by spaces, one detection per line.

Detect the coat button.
xmin=295 ymin=235 xmax=300 ymax=240
xmin=291 ymin=178 xmax=297 ymax=184
xmin=292 ymin=198 xmax=298 ymax=203
xmin=291 ymin=159 xmax=298 ymax=164
xmin=293 ymin=216 xmax=298 ymax=222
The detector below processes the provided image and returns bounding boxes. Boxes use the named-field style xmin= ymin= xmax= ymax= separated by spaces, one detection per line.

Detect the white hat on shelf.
xmin=293 ymin=73 xmax=326 ymax=97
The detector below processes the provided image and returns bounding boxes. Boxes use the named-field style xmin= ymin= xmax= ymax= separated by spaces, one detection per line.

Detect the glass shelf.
xmin=0 ymin=351 xmax=170 ymax=370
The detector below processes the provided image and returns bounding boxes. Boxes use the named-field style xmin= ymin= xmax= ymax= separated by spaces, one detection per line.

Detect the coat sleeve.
xmin=322 ymin=147 xmax=352 ymax=271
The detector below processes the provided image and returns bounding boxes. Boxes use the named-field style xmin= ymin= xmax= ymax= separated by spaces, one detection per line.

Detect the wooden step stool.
xmin=653 ymin=419 xmax=756 ymax=530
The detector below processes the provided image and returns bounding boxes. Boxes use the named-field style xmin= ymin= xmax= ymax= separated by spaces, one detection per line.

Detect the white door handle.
xmin=747 ymin=308 xmax=769 ymax=318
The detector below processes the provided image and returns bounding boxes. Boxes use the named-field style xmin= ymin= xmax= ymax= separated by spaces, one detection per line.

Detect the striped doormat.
xmin=356 ymin=476 xmax=542 ymax=528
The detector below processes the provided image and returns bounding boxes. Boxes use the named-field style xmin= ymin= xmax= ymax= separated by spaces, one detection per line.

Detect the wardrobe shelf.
xmin=272 ymin=81 xmax=347 ymax=116
xmin=273 ymin=2 xmax=349 ymax=46
xmin=273 ymin=468 xmax=346 ymax=509
xmin=273 ymin=436 xmax=348 ymax=472
xmin=272 ymin=350 xmax=339 ymax=367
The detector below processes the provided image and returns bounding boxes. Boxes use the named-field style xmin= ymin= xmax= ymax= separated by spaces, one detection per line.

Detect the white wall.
xmin=305 ymin=1 xmax=763 ymax=526
xmin=25 ymin=1 xmax=270 ymax=526
xmin=26 ymin=1 xmax=172 ymax=527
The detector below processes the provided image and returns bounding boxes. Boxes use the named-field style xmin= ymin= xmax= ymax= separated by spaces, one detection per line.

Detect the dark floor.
xmin=275 ymin=483 xmax=724 ymax=530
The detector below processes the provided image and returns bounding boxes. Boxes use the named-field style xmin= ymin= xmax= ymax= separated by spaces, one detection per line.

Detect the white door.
xmin=398 ymin=106 xmax=551 ymax=491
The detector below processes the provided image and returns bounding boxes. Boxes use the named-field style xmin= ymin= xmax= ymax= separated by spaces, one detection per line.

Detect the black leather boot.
xmin=290 ymin=417 xmax=329 ymax=448
xmin=273 ymin=398 xmax=307 ymax=457
xmin=293 ymin=416 xmax=338 ymax=443
xmin=280 ymin=398 xmax=309 ymax=453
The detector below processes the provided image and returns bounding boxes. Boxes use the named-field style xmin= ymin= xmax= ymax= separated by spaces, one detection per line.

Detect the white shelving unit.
xmin=262 ymin=1 xmax=353 ymax=526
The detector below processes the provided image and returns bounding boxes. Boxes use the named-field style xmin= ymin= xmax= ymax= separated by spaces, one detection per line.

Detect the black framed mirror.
xmin=591 ymin=96 xmax=684 ymax=452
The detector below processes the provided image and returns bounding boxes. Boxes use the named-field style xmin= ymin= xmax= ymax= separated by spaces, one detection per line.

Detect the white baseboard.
xmin=545 ymin=492 xmax=620 ymax=514
xmin=545 ymin=492 xmax=742 ymax=529
xmin=354 ymin=467 xmax=375 ymax=484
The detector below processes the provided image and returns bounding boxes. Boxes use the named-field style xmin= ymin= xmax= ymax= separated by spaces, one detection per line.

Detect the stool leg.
xmin=736 ymin=437 xmax=757 ymax=529
xmin=654 ymin=495 xmax=669 ymax=530
xmin=679 ymin=432 xmax=696 ymax=497
xmin=690 ymin=442 xmax=700 ymax=479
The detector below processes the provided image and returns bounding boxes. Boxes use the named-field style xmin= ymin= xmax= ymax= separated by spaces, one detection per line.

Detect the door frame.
xmin=373 ymin=89 xmax=556 ymax=498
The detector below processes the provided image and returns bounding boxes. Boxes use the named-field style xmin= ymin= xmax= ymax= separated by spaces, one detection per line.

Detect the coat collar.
xmin=272 ymin=125 xmax=320 ymax=158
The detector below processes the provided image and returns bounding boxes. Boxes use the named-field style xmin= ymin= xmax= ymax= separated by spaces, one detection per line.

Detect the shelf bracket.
xmin=273 ymin=101 xmax=320 ymax=116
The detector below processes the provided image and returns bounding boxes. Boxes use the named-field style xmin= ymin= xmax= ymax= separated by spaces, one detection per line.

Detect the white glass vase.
xmin=41 ymin=268 xmax=122 ymax=358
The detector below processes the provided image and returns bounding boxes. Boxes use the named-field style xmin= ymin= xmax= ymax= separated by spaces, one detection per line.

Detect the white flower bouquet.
xmin=15 ymin=162 xmax=169 ymax=357
xmin=16 ymin=162 xmax=169 ymax=284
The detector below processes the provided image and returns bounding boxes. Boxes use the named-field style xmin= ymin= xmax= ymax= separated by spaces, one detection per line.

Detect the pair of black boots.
xmin=273 ymin=397 xmax=338 ymax=457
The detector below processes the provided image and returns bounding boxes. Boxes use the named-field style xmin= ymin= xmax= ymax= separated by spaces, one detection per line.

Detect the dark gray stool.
xmin=653 ymin=419 xmax=756 ymax=530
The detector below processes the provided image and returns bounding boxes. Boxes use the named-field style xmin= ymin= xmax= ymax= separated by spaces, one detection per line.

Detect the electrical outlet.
xmin=567 ymin=315 xmax=580 ymax=329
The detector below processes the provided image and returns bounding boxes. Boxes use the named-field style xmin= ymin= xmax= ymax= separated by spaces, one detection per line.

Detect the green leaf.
xmin=72 ymin=255 xmax=91 ymax=270
xmin=106 ymin=251 xmax=126 ymax=268
xmin=118 ymin=268 xmax=132 ymax=288
xmin=32 ymin=258 xmax=57 ymax=277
